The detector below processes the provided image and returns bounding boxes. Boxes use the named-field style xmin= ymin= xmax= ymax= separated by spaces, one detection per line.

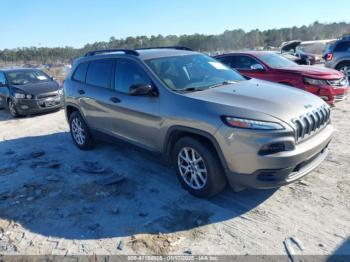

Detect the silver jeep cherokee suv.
xmin=64 ymin=47 xmax=333 ymax=197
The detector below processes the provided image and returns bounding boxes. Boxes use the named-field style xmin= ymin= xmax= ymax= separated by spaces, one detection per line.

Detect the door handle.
xmin=78 ymin=89 xmax=85 ymax=95
xmin=110 ymin=97 xmax=121 ymax=103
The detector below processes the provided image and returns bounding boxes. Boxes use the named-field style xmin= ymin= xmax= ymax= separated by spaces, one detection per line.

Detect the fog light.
xmin=20 ymin=105 xmax=29 ymax=110
xmin=259 ymin=141 xmax=294 ymax=155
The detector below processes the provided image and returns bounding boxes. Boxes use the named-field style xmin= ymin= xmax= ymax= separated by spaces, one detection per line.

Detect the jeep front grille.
xmin=292 ymin=105 xmax=331 ymax=143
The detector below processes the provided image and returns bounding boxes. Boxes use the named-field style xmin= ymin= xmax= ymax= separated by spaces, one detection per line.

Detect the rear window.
xmin=334 ymin=41 xmax=350 ymax=52
xmin=72 ymin=62 xmax=88 ymax=82
xmin=86 ymin=60 xmax=113 ymax=88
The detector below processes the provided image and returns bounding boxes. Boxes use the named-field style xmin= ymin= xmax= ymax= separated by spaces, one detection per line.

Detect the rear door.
xmin=108 ymin=58 xmax=161 ymax=151
xmin=75 ymin=59 xmax=118 ymax=133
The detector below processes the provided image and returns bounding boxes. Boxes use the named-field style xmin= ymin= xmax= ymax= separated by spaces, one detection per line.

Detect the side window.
xmin=114 ymin=60 xmax=152 ymax=94
xmin=334 ymin=42 xmax=350 ymax=52
xmin=72 ymin=62 xmax=89 ymax=83
xmin=86 ymin=60 xmax=113 ymax=88
xmin=232 ymin=56 xmax=261 ymax=70
xmin=0 ymin=72 xmax=6 ymax=84
xmin=216 ymin=57 xmax=234 ymax=68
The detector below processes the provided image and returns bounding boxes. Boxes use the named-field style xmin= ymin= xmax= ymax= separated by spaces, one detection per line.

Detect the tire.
xmin=69 ymin=111 xmax=94 ymax=150
xmin=173 ymin=137 xmax=227 ymax=198
xmin=336 ymin=62 xmax=350 ymax=80
xmin=7 ymin=99 xmax=19 ymax=118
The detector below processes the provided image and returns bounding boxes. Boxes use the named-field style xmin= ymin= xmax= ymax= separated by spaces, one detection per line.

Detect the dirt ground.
xmin=0 ymin=100 xmax=349 ymax=258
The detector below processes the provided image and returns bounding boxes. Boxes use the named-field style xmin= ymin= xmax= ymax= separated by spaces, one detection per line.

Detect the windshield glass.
xmin=145 ymin=54 xmax=246 ymax=91
xmin=6 ymin=70 xmax=51 ymax=85
xmin=255 ymin=53 xmax=298 ymax=68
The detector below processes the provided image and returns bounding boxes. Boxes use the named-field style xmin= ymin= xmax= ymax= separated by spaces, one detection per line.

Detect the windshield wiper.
xmin=176 ymin=87 xmax=205 ymax=92
xmin=207 ymin=80 xmax=237 ymax=89
xmin=176 ymin=80 xmax=238 ymax=93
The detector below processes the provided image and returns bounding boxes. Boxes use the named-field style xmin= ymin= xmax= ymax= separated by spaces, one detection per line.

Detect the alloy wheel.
xmin=177 ymin=147 xmax=208 ymax=190
xmin=8 ymin=101 xmax=17 ymax=117
xmin=71 ymin=117 xmax=86 ymax=145
xmin=340 ymin=66 xmax=350 ymax=80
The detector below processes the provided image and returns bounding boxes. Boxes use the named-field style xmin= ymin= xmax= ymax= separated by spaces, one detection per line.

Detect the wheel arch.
xmin=163 ymin=126 xmax=228 ymax=170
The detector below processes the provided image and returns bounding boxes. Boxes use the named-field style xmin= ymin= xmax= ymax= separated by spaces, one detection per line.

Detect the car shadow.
xmin=0 ymin=132 xmax=276 ymax=240
xmin=0 ymin=108 xmax=62 ymax=122
xmin=327 ymin=238 xmax=350 ymax=261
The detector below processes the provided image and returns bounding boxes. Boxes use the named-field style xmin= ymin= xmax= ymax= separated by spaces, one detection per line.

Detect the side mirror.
xmin=250 ymin=64 xmax=265 ymax=71
xmin=129 ymin=84 xmax=157 ymax=96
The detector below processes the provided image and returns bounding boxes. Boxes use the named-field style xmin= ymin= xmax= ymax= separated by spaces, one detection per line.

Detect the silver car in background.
xmin=64 ymin=47 xmax=333 ymax=197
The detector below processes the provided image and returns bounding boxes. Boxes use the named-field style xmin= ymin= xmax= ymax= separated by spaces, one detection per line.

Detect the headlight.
xmin=14 ymin=93 xmax=26 ymax=99
xmin=14 ymin=93 xmax=33 ymax=99
xmin=222 ymin=116 xmax=284 ymax=130
xmin=58 ymin=89 xmax=64 ymax=95
xmin=304 ymin=77 xmax=327 ymax=86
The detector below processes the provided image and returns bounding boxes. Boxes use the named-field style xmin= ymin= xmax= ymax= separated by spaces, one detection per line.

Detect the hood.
xmin=186 ymin=79 xmax=326 ymax=125
xmin=281 ymin=40 xmax=301 ymax=52
xmin=276 ymin=65 xmax=344 ymax=79
xmin=10 ymin=81 xmax=59 ymax=95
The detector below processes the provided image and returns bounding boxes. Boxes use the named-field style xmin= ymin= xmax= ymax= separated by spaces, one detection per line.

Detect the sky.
xmin=1 ymin=0 xmax=349 ymax=49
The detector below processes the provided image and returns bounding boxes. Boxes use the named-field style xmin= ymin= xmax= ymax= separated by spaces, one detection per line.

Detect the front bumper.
xmin=216 ymin=123 xmax=333 ymax=189
xmin=14 ymin=96 xmax=63 ymax=115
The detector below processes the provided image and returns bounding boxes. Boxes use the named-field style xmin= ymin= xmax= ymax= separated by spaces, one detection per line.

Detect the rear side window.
xmin=86 ymin=60 xmax=113 ymax=88
xmin=334 ymin=42 xmax=350 ymax=52
xmin=114 ymin=59 xmax=152 ymax=94
xmin=72 ymin=62 xmax=88 ymax=83
xmin=218 ymin=55 xmax=259 ymax=70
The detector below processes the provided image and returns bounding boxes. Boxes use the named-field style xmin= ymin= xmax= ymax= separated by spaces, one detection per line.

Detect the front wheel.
xmin=69 ymin=111 xmax=94 ymax=150
xmin=7 ymin=99 xmax=19 ymax=118
xmin=174 ymin=137 xmax=227 ymax=198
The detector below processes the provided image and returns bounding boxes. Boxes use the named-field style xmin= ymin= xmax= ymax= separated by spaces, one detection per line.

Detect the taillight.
xmin=326 ymin=53 xmax=333 ymax=61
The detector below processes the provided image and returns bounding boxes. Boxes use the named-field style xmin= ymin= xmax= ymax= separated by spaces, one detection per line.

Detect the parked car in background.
xmin=64 ymin=47 xmax=333 ymax=197
xmin=280 ymin=40 xmax=317 ymax=65
xmin=0 ymin=68 xmax=64 ymax=117
xmin=324 ymin=37 xmax=350 ymax=80
xmin=214 ymin=51 xmax=349 ymax=105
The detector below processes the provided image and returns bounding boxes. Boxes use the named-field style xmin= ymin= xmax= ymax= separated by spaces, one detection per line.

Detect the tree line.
xmin=1 ymin=21 xmax=349 ymax=64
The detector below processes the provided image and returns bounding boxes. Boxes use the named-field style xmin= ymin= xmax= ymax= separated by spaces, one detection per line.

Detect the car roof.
xmin=215 ymin=51 xmax=273 ymax=57
xmin=75 ymin=48 xmax=199 ymax=65
xmin=0 ymin=67 xmax=40 ymax=73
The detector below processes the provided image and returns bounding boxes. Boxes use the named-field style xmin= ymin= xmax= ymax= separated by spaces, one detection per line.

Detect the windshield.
xmin=145 ymin=54 xmax=246 ymax=91
xmin=255 ymin=53 xmax=298 ymax=68
xmin=6 ymin=70 xmax=51 ymax=85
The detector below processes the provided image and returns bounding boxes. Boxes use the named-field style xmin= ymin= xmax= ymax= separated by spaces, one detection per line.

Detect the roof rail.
xmin=84 ymin=49 xmax=140 ymax=57
xmin=136 ymin=46 xmax=193 ymax=51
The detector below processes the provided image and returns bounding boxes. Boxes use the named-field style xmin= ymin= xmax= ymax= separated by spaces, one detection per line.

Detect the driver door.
xmin=109 ymin=59 xmax=162 ymax=151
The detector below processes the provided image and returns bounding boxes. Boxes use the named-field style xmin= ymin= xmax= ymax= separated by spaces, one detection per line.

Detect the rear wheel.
xmin=7 ymin=99 xmax=19 ymax=118
xmin=69 ymin=111 xmax=94 ymax=150
xmin=336 ymin=62 xmax=350 ymax=80
xmin=174 ymin=137 xmax=227 ymax=198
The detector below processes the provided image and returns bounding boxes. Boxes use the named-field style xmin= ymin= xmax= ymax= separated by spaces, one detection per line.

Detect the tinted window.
xmin=86 ymin=60 xmax=113 ymax=88
xmin=115 ymin=60 xmax=152 ymax=94
xmin=219 ymin=55 xmax=261 ymax=70
xmin=0 ymin=72 xmax=6 ymax=84
xmin=334 ymin=42 xmax=350 ymax=52
xmin=72 ymin=62 xmax=88 ymax=82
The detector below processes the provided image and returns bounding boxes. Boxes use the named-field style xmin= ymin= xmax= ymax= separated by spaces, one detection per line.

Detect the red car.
xmin=214 ymin=51 xmax=349 ymax=105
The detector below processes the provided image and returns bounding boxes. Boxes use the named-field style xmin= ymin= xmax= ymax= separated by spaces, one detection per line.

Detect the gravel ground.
xmin=0 ymin=100 xmax=349 ymax=258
